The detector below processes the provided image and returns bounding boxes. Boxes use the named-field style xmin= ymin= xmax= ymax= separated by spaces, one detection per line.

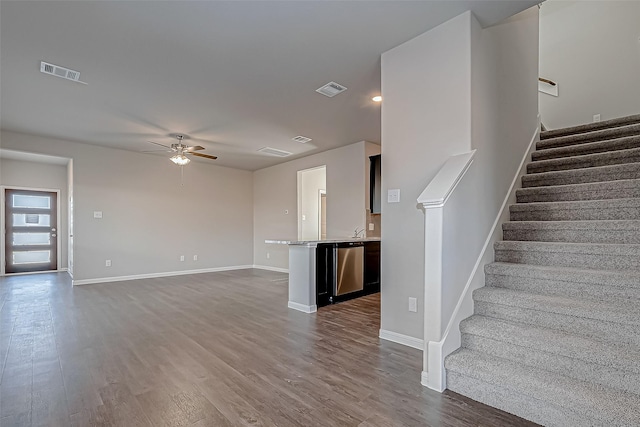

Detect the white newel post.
xmin=421 ymin=204 xmax=445 ymax=391
xmin=417 ymin=150 xmax=476 ymax=392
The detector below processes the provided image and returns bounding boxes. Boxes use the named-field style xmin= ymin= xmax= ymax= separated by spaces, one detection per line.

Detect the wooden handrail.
xmin=539 ymin=77 xmax=556 ymax=86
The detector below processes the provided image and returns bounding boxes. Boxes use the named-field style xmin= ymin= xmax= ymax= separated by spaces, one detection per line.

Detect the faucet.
xmin=353 ymin=227 xmax=365 ymax=238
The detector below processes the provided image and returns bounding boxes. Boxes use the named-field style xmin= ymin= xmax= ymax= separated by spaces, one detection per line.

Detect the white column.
xmin=287 ymin=243 xmax=318 ymax=313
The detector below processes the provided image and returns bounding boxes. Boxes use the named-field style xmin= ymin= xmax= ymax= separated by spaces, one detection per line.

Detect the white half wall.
xmin=539 ymin=0 xmax=640 ymax=128
xmin=1 ymin=157 xmax=70 ymax=269
xmin=1 ymin=130 xmax=254 ymax=282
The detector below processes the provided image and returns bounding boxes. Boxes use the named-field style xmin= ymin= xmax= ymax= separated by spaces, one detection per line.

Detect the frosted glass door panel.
xmin=12 ymin=213 xmax=51 ymax=227
xmin=12 ymin=194 xmax=51 ymax=209
xmin=13 ymin=232 xmax=51 ymax=246
xmin=13 ymin=250 xmax=51 ymax=265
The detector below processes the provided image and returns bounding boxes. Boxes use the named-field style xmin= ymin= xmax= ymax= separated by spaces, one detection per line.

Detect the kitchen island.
xmin=266 ymin=238 xmax=381 ymax=313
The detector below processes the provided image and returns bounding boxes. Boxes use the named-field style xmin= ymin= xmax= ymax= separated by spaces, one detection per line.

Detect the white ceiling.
xmin=0 ymin=1 xmax=537 ymax=170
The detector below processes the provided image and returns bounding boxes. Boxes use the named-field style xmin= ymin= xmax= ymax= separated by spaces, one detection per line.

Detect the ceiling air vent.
xmin=316 ymin=81 xmax=347 ymax=97
xmin=292 ymin=135 xmax=312 ymax=143
xmin=40 ymin=61 xmax=83 ymax=83
xmin=258 ymin=147 xmax=292 ymax=157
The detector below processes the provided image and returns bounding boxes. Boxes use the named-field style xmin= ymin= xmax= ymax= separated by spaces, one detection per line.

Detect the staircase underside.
xmin=445 ymin=114 xmax=640 ymax=426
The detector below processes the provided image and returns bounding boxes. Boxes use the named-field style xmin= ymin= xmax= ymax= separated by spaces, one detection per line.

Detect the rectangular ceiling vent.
xmin=40 ymin=61 xmax=82 ymax=83
xmin=258 ymin=147 xmax=292 ymax=157
xmin=315 ymin=81 xmax=347 ymax=97
xmin=292 ymin=135 xmax=312 ymax=143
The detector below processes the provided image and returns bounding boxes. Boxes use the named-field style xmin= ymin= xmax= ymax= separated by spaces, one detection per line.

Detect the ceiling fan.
xmin=145 ymin=134 xmax=217 ymax=165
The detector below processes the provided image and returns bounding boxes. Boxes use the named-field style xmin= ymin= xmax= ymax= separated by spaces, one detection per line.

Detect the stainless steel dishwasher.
xmin=335 ymin=242 xmax=364 ymax=296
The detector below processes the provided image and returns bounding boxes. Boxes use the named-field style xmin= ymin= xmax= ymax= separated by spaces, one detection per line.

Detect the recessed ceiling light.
xmin=372 ymin=96 xmax=382 ymax=102
xmin=292 ymin=135 xmax=312 ymax=143
xmin=316 ymin=81 xmax=347 ymax=97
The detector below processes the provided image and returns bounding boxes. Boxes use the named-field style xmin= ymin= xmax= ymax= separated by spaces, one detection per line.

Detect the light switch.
xmin=368 ymin=223 xmax=374 ymax=231
xmin=388 ymin=189 xmax=400 ymax=203
xmin=93 ymin=211 xmax=103 ymax=219
xmin=302 ymin=214 xmax=306 ymax=221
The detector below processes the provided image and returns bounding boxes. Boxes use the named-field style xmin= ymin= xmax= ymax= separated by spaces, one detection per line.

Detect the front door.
xmin=4 ymin=189 xmax=58 ymax=274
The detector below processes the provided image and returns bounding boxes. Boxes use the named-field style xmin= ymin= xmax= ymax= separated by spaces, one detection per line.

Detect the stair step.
xmin=509 ymin=198 xmax=640 ymax=221
xmin=473 ymin=287 xmax=640 ymax=346
xmin=485 ymin=262 xmax=640 ymax=301
xmin=537 ymin=123 xmax=640 ymax=150
xmin=533 ymin=134 xmax=640 ymax=161
xmin=446 ymin=349 xmax=640 ymax=427
xmin=527 ymin=147 xmax=640 ymax=174
xmin=460 ymin=315 xmax=640 ymax=394
xmin=516 ymin=179 xmax=640 ymax=203
xmin=522 ymin=163 xmax=640 ymax=188
xmin=494 ymin=240 xmax=640 ymax=271
xmin=502 ymin=220 xmax=640 ymax=244
xmin=541 ymin=113 xmax=640 ymax=140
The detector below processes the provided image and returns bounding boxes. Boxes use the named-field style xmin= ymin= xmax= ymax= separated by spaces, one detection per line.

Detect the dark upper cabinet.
xmin=370 ymin=154 xmax=381 ymax=214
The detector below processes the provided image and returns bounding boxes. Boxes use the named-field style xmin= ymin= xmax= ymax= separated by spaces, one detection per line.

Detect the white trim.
xmin=417 ymin=150 xmax=476 ymax=208
xmin=253 ymin=264 xmax=289 ymax=273
xmin=423 ymin=122 xmax=540 ymax=392
xmin=379 ymin=329 xmax=424 ymax=350
xmin=287 ymin=301 xmax=317 ymax=313
xmin=72 ymin=265 xmax=254 ymax=286
xmin=421 ymin=371 xmax=429 ymax=388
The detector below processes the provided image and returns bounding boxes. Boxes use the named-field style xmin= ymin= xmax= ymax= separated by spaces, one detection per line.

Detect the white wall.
xmin=1 ymin=130 xmax=254 ymax=282
xmin=254 ymin=141 xmax=371 ymax=270
xmin=299 ymin=166 xmax=326 ymax=241
xmin=381 ymin=8 xmax=539 ymax=342
xmin=1 ymin=157 xmax=70 ymax=269
xmin=380 ymin=12 xmax=473 ymax=340
xmin=539 ymin=0 xmax=640 ymax=128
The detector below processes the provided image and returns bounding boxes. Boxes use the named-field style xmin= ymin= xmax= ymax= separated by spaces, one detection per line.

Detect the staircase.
xmin=445 ymin=114 xmax=640 ymax=426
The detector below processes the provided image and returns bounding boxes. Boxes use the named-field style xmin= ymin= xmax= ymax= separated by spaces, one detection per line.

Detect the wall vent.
xmin=292 ymin=135 xmax=312 ymax=143
xmin=40 ymin=61 xmax=82 ymax=83
xmin=258 ymin=147 xmax=292 ymax=157
xmin=315 ymin=81 xmax=347 ymax=97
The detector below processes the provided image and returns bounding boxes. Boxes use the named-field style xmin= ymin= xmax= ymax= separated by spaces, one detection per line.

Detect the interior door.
xmin=4 ymin=189 xmax=58 ymax=274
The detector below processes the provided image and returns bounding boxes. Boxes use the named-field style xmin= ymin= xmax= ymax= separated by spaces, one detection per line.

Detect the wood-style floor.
xmin=0 ymin=269 xmax=536 ymax=426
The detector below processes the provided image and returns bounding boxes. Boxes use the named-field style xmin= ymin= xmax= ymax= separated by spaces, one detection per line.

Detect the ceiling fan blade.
xmin=185 ymin=145 xmax=205 ymax=152
xmin=141 ymin=149 xmax=173 ymax=153
xmin=190 ymin=152 xmax=218 ymax=160
xmin=147 ymin=140 xmax=173 ymax=149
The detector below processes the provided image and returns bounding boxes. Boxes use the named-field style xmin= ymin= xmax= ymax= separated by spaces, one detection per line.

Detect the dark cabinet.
xmin=316 ymin=241 xmax=380 ymax=307
xmin=364 ymin=241 xmax=380 ymax=289
xmin=370 ymin=155 xmax=382 ymax=214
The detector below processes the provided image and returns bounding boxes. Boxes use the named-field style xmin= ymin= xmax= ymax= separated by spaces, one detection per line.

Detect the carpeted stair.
xmin=445 ymin=114 xmax=640 ymax=426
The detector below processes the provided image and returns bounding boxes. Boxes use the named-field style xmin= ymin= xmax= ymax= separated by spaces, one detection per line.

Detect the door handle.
xmin=51 ymin=234 xmax=57 ymax=237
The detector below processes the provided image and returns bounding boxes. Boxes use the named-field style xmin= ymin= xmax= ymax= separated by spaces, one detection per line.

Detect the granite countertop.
xmin=266 ymin=237 xmax=381 ymax=245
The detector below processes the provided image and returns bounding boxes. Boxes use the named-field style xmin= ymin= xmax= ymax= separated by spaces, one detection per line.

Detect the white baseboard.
xmin=379 ymin=329 xmax=424 ymax=350
xmin=253 ymin=265 xmax=289 ymax=273
xmin=72 ymin=265 xmax=254 ymax=286
xmin=287 ymin=301 xmax=317 ymax=313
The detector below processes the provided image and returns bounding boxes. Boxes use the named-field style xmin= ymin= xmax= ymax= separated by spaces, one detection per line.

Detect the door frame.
xmin=1 ymin=185 xmax=62 ymax=276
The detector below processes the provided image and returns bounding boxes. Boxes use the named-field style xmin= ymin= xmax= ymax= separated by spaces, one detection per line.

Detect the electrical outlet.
xmin=266 ymin=252 xmax=270 ymax=259
xmin=193 ymin=255 xmax=198 ymax=261
xmin=368 ymin=223 xmax=374 ymax=231
xmin=593 ymin=114 xmax=601 ymax=122
xmin=180 ymin=255 xmax=185 ymax=262
xmin=93 ymin=211 xmax=103 ymax=219
xmin=408 ymin=297 xmax=417 ymax=312
xmin=105 ymin=260 xmax=111 ymax=267
xmin=302 ymin=214 xmax=306 ymax=221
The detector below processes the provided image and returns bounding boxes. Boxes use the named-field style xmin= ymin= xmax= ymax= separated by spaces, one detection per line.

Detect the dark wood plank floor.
xmin=0 ymin=269 xmax=537 ymax=426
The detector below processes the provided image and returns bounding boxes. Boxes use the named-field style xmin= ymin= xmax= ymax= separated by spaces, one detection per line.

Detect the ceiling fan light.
xmin=170 ymin=154 xmax=190 ymax=165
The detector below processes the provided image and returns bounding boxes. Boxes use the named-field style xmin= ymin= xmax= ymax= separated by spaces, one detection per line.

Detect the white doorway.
xmin=297 ymin=165 xmax=326 ymax=241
